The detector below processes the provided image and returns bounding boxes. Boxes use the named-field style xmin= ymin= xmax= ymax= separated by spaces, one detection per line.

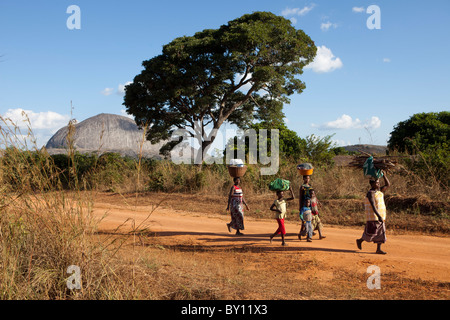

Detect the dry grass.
xmin=0 ymin=116 xmax=448 ymax=300
xmin=0 ymin=117 xmax=152 ymax=299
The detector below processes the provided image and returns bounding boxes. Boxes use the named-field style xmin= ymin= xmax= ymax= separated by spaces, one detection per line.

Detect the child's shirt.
xmin=300 ymin=206 xmax=312 ymax=222
xmin=273 ymin=199 xmax=287 ymax=219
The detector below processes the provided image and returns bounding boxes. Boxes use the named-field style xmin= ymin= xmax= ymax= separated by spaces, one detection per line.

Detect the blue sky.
xmin=0 ymin=0 xmax=449 ymax=149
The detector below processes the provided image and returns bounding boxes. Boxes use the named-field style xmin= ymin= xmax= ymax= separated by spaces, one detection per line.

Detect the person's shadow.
xmin=124 ymin=230 xmax=359 ymax=254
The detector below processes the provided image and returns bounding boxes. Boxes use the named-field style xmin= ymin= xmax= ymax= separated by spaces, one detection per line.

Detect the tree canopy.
xmin=387 ymin=111 xmax=449 ymax=153
xmin=388 ymin=111 xmax=449 ymax=187
xmin=226 ymin=120 xmax=337 ymax=167
xmin=123 ymin=11 xmax=316 ymax=162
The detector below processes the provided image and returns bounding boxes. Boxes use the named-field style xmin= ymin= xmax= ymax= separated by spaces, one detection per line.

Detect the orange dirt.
xmin=91 ymin=192 xmax=450 ymax=299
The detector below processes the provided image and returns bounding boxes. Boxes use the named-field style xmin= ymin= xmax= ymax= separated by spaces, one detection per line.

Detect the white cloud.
xmin=366 ymin=116 xmax=381 ymax=129
xmin=312 ymin=114 xmax=381 ymax=130
xmin=117 ymin=81 xmax=132 ymax=96
xmin=282 ymin=4 xmax=315 ymax=17
xmin=289 ymin=17 xmax=298 ymax=25
xmin=102 ymin=82 xmax=132 ymax=96
xmin=305 ymin=45 xmax=343 ymax=73
xmin=282 ymin=7 xmax=299 ymax=16
xmin=298 ymin=4 xmax=315 ymax=16
xmin=352 ymin=7 xmax=365 ymax=13
xmin=1 ymin=108 xmax=71 ymax=147
xmin=3 ymin=108 xmax=70 ymax=131
xmin=101 ymin=87 xmax=114 ymax=96
xmin=332 ymin=139 xmax=352 ymax=147
xmin=321 ymin=21 xmax=338 ymax=31
xmin=383 ymin=58 xmax=391 ymax=63
xmin=120 ymin=109 xmax=134 ymax=119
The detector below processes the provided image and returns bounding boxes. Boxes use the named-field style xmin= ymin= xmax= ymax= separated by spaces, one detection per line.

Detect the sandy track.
xmin=92 ymin=197 xmax=450 ymax=285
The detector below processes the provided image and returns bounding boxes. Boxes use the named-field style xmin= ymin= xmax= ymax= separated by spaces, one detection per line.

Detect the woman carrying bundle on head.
xmin=356 ymin=170 xmax=391 ymax=254
xmin=226 ymin=176 xmax=249 ymax=236
xmin=297 ymin=163 xmax=326 ymax=240
xmin=298 ymin=175 xmax=325 ymax=240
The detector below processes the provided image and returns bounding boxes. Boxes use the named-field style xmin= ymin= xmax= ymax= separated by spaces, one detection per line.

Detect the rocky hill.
xmin=343 ymin=144 xmax=387 ymax=155
xmin=45 ymin=113 xmax=166 ymax=159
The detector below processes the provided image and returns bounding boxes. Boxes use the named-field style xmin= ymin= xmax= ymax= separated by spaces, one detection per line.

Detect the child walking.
xmin=270 ymin=187 xmax=295 ymax=246
xmin=300 ymin=198 xmax=313 ymax=242
xmin=310 ymin=189 xmax=326 ymax=240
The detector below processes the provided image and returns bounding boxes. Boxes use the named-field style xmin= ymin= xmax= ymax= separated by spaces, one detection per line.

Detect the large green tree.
xmin=387 ymin=111 xmax=449 ymax=153
xmin=388 ymin=111 xmax=449 ymax=187
xmin=226 ymin=120 xmax=337 ymax=167
xmin=226 ymin=121 xmax=306 ymax=162
xmin=123 ymin=12 xmax=316 ymax=162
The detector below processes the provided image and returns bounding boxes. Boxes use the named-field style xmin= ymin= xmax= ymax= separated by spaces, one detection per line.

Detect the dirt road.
xmin=93 ymin=194 xmax=450 ymax=287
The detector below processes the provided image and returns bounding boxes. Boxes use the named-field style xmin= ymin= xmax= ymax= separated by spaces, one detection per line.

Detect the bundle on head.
xmin=348 ymin=151 xmax=399 ymax=173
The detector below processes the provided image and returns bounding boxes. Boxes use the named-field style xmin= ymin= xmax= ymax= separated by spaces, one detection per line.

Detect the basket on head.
xmin=297 ymin=163 xmax=314 ymax=176
xmin=228 ymin=165 xmax=247 ymax=178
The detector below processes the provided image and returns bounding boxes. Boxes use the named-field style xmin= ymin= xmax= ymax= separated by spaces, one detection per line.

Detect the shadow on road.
xmin=98 ymin=229 xmax=359 ymax=254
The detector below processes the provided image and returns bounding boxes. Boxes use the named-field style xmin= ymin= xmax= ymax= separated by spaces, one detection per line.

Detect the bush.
xmin=388 ymin=111 xmax=449 ymax=153
xmin=388 ymin=112 xmax=450 ymax=188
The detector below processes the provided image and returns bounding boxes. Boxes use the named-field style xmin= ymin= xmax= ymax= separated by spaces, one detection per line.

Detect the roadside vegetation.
xmin=0 ymin=111 xmax=448 ymax=299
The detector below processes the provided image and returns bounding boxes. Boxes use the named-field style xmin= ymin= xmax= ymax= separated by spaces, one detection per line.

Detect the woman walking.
xmin=356 ymin=171 xmax=390 ymax=254
xmin=298 ymin=175 xmax=325 ymax=240
xmin=226 ymin=177 xmax=249 ymax=235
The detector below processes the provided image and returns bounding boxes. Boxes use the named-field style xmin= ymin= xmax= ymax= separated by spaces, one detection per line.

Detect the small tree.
xmin=226 ymin=121 xmax=306 ymax=162
xmin=303 ymin=134 xmax=337 ymax=166
xmin=388 ymin=111 xmax=449 ymax=153
xmin=225 ymin=121 xmax=337 ymax=167
xmin=123 ymin=12 xmax=316 ymax=163
xmin=388 ymin=111 xmax=449 ymax=188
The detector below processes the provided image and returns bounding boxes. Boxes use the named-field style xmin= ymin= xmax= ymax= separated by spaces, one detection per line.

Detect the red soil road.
xmin=93 ymin=196 xmax=450 ymax=284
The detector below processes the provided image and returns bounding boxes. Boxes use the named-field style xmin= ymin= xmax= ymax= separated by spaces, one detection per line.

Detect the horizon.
xmin=1 ymin=1 xmax=448 ymax=149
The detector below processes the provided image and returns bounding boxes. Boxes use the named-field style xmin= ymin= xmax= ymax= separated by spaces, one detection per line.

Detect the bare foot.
xmin=356 ymin=239 xmax=363 ymax=250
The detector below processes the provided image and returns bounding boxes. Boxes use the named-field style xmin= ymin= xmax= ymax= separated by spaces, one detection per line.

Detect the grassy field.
xmin=0 ymin=119 xmax=448 ymax=300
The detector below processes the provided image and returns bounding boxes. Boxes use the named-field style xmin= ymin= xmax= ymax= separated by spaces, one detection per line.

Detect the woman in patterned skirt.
xmin=226 ymin=177 xmax=249 ymax=235
xmin=356 ymin=171 xmax=390 ymax=254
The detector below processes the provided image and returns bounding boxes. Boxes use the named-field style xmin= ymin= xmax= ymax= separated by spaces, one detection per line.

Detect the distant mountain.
xmin=333 ymin=144 xmax=388 ymax=166
xmin=343 ymin=144 xmax=388 ymax=155
xmin=45 ymin=113 xmax=166 ymax=158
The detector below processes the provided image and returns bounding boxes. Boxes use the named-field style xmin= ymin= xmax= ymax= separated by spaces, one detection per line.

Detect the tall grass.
xmin=0 ymin=116 xmax=156 ymax=299
xmin=0 ymin=115 xmax=448 ymax=299
xmin=140 ymin=153 xmax=448 ymax=233
xmin=143 ymin=157 xmax=448 ymax=202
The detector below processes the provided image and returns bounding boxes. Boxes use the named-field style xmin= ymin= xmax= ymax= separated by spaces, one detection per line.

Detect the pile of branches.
xmin=348 ymin=151 xmax=400 ymax=172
